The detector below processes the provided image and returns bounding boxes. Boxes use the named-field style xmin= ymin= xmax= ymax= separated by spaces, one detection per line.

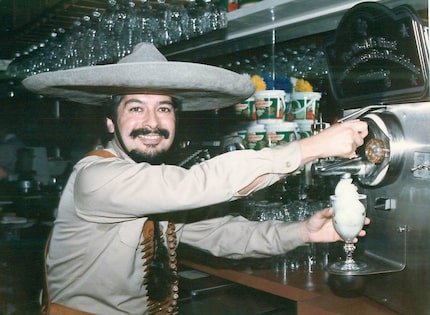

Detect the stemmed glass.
xmin=165 ymin=0 xmax=188 ymax=44
xmin=328 ymin=193 xmax=367 ymax=274
xmin=97 ymin=0 xmax=120 ymax=63
xmin=153 ymin=0 xmax=171 ymax=46
xmin=133 ymin=0 xmax=156 ymax=45
xmin=184 ymin=0 xmax=205 ymax=39
xmin=202 ymin=0 xmax=227 ymax=33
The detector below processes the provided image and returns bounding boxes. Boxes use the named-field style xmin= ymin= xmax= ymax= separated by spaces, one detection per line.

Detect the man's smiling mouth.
xmin=130 ymin=128 xmax=170 ymax=140
xmin=136 ymin=133 xmax=164 ymax=146
xmin=137 ymin=134 xmax=162 ymax=140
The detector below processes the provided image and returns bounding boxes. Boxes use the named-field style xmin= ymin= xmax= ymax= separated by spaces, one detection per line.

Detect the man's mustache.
xmin=130 ymin=128 xmax=170 ymax=139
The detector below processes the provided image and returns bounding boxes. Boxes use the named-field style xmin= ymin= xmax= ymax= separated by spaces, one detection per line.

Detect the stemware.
xmin=114 ymin=0 xmax=138 ymax=58
xmin=184 ymin=0 xmax=204 ymax=39
xmin=134 ymin=0 xmax=156 ymax=45
xmin=97 ymin=0 xmax=120 ymax=63
xmin=165 ymin=0 xmax=188 ymax=44
xmin=202 ymin=0 xmax=225 ymax=33
xmin=153 ymin=0 xmax=171 ymax=46
xmin=328 ymin=194 xmax=367 ymax=274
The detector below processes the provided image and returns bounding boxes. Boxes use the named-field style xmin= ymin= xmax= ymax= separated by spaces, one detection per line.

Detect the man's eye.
xmin=159 ymin=106 xmax=173 ymax=113
xmin=130 ymin=106 xmax=142 ymax=112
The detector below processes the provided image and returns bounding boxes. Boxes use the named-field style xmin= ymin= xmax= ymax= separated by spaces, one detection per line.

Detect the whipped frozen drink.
xmin=331 ymin=174 xmax=366 ymax=241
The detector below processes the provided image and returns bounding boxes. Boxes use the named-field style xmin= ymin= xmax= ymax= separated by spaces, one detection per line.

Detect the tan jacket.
xmin=47 ymin=140 xmax=305 ymax=314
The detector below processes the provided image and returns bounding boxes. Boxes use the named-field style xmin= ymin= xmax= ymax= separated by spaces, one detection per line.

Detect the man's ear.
xmin=106 ymin=118 xmax=115 ymax=133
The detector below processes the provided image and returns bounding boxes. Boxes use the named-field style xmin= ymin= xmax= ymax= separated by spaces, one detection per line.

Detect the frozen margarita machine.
xmin=314 ymin=2 xmax=430 ymax=314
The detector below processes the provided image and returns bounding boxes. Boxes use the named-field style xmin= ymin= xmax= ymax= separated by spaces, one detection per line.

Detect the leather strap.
xmin=142 ymin=220 xmax=179 ymax=315
xmin=46 ymin=303 xmax=94 ymax=315
xmin=86 ymin=149 xmax=117 ymax=158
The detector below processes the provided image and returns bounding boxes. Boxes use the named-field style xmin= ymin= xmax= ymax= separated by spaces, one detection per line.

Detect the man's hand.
xmin=300 ymin=207 xmax=370 ymax=243
xmin=299 ymin=120 xmax=368 ymax=164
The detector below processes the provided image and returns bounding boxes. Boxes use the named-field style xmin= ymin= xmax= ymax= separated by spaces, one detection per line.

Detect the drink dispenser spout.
xmin=312 ymin=156 xmax=369 ymax=176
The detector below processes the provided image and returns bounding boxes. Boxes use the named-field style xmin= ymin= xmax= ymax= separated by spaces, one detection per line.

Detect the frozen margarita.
xmin=331 ymin=174 xmax=366 ymax=241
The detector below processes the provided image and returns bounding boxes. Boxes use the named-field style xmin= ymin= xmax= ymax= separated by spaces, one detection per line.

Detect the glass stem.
xmin=344 ymin=241 xmax=356 ymax=264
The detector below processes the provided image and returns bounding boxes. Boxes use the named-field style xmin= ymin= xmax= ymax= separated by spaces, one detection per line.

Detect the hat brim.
xmin=22 ymin=62 xmax=255 ymax=111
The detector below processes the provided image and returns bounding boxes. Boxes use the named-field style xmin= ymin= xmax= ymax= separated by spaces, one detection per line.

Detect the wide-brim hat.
xmin=22 ymin=43 xmax=255 ymax=111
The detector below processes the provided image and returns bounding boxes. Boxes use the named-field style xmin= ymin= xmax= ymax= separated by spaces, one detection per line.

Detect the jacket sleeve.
xmin=177 ymin=215 xmax=306 ymax=259
xmin=73 ymin=142 xmax=302 ymax=222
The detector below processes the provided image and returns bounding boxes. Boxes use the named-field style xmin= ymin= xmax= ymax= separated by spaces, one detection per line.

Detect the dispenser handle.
xmin=337 ymin=105 xmax=387 ymax=123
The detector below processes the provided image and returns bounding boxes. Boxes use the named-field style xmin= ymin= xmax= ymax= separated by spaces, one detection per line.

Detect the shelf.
xmin=162 ymin=0 xmax=428 ymax=61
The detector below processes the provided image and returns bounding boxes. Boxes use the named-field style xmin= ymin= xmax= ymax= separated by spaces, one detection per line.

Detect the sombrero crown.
xmin=22 ymin=43 xmax=255 ymax=111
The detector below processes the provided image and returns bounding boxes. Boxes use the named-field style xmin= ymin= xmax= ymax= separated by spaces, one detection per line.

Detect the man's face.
xmin=107 ymin=94 xmax=176 ymax=163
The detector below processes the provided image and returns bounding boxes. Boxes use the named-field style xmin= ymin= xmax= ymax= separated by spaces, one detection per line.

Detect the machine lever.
xmin=338 ymin=105 xmax=387 ymax=123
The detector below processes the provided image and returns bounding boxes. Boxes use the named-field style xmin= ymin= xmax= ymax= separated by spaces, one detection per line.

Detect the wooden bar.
xmin=180 ymin=258 xmax=396 ymax=315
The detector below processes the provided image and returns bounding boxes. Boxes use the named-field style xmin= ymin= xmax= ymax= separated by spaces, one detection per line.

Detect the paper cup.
xmin=254 ymin=90 xmax=286 ymax=123
xmin=234 ymin=96 xmax=256 ymax=120
xmin=246 ymin=122 xmax=267 ymax=150
xmin=295 ymin=119 xmax=314 ymax=139
xmin=265 ymin=122 xmax=299 ymax=147
xmin=290 ymin=92 xmax=321 ymax=120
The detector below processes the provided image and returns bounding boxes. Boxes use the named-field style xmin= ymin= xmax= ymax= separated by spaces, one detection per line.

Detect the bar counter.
xmin=178 ymin=246 xmax=396 ymax=315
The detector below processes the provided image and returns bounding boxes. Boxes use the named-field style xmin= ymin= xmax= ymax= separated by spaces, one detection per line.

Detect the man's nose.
xmin=143 ymin=110 xmax=159 ymax=129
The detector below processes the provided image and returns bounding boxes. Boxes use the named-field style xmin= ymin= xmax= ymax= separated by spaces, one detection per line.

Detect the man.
xmin=23 ymin=43 xmax=368 ymax=314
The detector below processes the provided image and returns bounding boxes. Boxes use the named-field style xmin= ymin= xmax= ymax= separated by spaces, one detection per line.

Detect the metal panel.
xmin=359 ymin=102 xmax=430 ymax=314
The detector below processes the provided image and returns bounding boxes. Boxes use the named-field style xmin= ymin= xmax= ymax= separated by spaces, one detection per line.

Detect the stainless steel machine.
xmin=316 ymin=103 xmax=430 ymax=314
xmin=315 ymin=2 xmax=430 ymax=314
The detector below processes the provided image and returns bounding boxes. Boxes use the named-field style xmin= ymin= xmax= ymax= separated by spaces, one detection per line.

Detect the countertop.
xmin=178 ymin=246 xmax=397 ymax=315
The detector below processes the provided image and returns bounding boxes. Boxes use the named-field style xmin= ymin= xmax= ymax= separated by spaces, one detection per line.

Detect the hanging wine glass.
xmin=60 ymin=20 xmax=85 ymax=69
xmin=134 ymin=0 xmax=156 ymax=45
xmin=184 ymin=0 xmax=204 ymax=39
xmin=202 ymin=0 xmax=227 ymax=33
xmin=112 ymin=0 xmax=137 ymax=59
xmin=124 ymin=1 xmax=139 ymax=56
xmin=75 ymin=15 xmax=94 ymax=67
xmin=5 ymin=52 xmax=21 ymax=78
xmin=25 ymin=42 xmax=47 ymax=75
xmin=97 ymin=0 xmax=120 ymax=63
xmin=44 ymin=28 xmax=66 ymax=71
xmin=165 ymin=0 xmax=188 ymax=43
xmin=216 ymin=0 xmax=228 ymax=30
xmin=153 ymin=0 xmax=171 ymax=47
xmin=86 ymin=9 xmax=103 ymax=66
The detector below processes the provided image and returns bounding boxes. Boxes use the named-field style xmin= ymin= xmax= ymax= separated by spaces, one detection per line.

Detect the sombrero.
xmin=22 ymin=43 xmax=256 ymax=111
